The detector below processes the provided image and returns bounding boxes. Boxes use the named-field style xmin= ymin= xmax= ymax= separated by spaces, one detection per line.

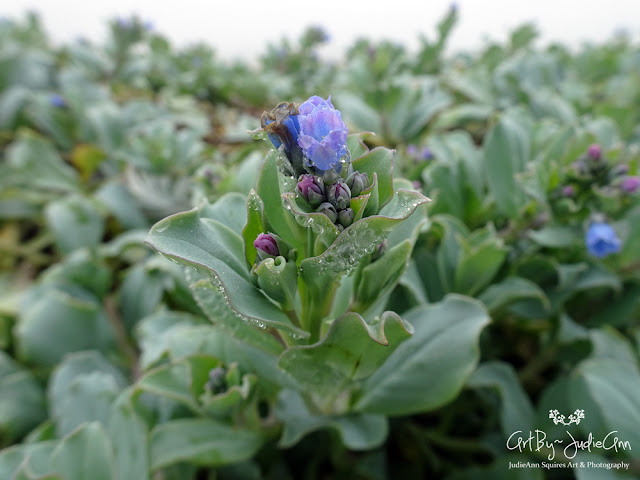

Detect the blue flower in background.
xmin=297 ymin=96 xmax=348 ymax=172
xmin=49 ymin=94 xmax=66 ymax=108
xmin=585 ymin=221 xmax=621 ymax=258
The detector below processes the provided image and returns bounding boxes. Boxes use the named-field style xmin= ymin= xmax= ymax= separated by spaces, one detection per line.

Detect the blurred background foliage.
xmin=1 ymin=8 xmax=639 ymax=480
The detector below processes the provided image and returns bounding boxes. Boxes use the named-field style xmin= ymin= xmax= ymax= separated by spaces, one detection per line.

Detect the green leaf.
xmin=281 ymin=193 xmax=340 ymax=255
xmin=146 ymin=195 xmax=306 ymax=337
xmin=483 ymin=113 xmax=529 ymax=216
xmin=189 ymin=277 xmax=286 ymax=355
xmin=256 ymin=150 xmax=305 ymax=249
xmin=51 ymin=372 xmax=121 ymax=437
xmin=589 ymin=326 xmax=637 ymax=364
xmin=278 ymin=311 xmax=413 ymax=414
xmin=0 ymin=441 xmax=57 ymax=480
xmin=332 ymin=92 xmax=383 ymax=135
xmin=446 ymin=458 xmax=544 ymax=480
xmin=16 ymin=288 xmax=116 ymax=366
xmin=136 ymin=356 xmax=218 ymax=413
xmin=117 ymin=264 xmax=168 ymax=330
xmin=276 ymin=389 xmax=387 ymax=450
xmin=347 ymin=132 xmax=374 ymax=160
xmin=528 ymin=225 xmax=579 ymax=248
xmin=200 ymin=371 xmax=258 ymax=418
xmin=432 ymin=103 xmax=493 ymax=131
xmin=94 ymin=181 xmax=148 ymax=230
xmin=479 ymin=276 xmax=550 ymax=313
xmin=0 ymin=352 xmax=46 ymax=442
xmin=108 ymin=390 xmax=149 ymax=480
xmin=4 ymin=132 xmax=79 ymax=192
xmin=351 ymin=147 xmax=395 ymax=211
xmin=388 ymin=78 xmax=452 ymax=140
xmin=49 ymin=422 xmax=116 ymax=480
xmin=353 ymin=240 xmax=413 ymax=312
xmin=40 ymin=250 xmax=112 ymax=300
xmin=353 ymin=295 xmax=489 ymax=415
xmin=241 ymin=190 xmax=265 ymax=266
xmin=468 ymin=362 xmax=535 ymax=437
xmin=135 ymin=310 xmax=203 ymax=370
xmin=432 ymin=215 xmax=469 ymax=293
xmin=45 ymin=195 xmax=105 ymax=254
xmin=300 ymin=189 xmax=429 ymax=292
xmin=570 ymin=358 xmax=640 ymax=460
xmin=48 ymin=351 xmax=127 ymax=436
xmin=149 ymin=418 xmax=263 ymax=471
xmin=454 ymin=239 xmax=507 ymax=296
xmin=573 ymin=453 xmax=628 ymax=480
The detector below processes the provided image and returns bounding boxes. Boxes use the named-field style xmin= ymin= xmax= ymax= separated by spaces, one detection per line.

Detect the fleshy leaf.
xmin=347 ymin=131 xmax=374 ymax=160
xmin=49 ymin=422 xmax=115 ymax=480
xmin=276 ymin=389 xmax=387 ymax=451
xmin=189 ymin=275 xmax=290 ymax=352
xmin=278 ymin=311 xmax=413 ymax=414
xmin=299 ymin=189 xmax=429 ymax=292
xmin=281 ymin=192 xmax=340 ymax=255
xmin=351 ymin=147 xmax=395 ymax=210
xmin=352 ymin=240 xmax=413 ymax=313
xmin=468 ymin=361 xmax=535 ymax=437
xmin=146 ymin=194 xmax=307 ymax=337
xmin=241 ymin=190 xmax=265 ymax=266
xmin=108 ymin=389 xmax=150 ymax=480
xmin=256 ymin=150 xmax=305 ymax=249
xmin=353 ymin=295 xmax=489 ymax=415
xmin=149 ymin=418 xmax=264 ymax=471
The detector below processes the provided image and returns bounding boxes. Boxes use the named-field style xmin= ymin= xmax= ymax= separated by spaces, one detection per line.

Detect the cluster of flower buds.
xmin=260 ymin=95 xmax=350 ymax=183
xmin=296 ymin=171 xmax=369 ymax=230
xmin=260 ymin=94 xmax=373 ymax=230
xmin=565 ymin=144 xmax=639 ymax=196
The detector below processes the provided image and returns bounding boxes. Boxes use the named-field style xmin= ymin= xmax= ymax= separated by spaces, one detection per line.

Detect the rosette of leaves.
xmin=146 ymin=96 xmax=489 ymax=449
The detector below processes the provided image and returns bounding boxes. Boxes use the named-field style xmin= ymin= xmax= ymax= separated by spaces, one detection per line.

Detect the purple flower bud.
xmin=50 ymin=94 xmax=66 ymax=108
xmin=562 ymin=185 xmax=575 ymax=197
xmin=585 ymin=221 xmax=621 ymax=258
xmin=371 ymin=240 xmax=388 ymax=262
xmin=296 ymin=174 xmax=325 ymax=208
xmin=254 ymin=233 xmax=279 ymax=260
xmin=297 ymin=95 xmax=349 ymax=173
xmin=587 ymin=144 xmax=601 ymax=160
xmin=316 ymin=202 xmax=338 ymax=224
xmin=326 ymin=180 xmax=351 ymax=210
xmin=346 ymin=171 xmax=369 ymax=197
xmin=337 ymin=208 xmax=355 ymax=228
xmin=621 ymin=176 xmax=640 ymax=193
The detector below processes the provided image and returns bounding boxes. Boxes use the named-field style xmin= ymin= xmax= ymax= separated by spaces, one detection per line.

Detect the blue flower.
xmin=261 ymin=102 xmax=304 ymax=174
xmin=50 ymin=94 xmax=66 ymax=108
xmin=585 ymin=222 xmax=621 ymax=258
xmin=297 ymin=96 xmax=348 ymax=172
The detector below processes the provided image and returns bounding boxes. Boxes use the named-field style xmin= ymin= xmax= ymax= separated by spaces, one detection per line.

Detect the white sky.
xmin=2 ymin=0 xmax=639 ymax=60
